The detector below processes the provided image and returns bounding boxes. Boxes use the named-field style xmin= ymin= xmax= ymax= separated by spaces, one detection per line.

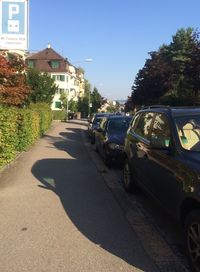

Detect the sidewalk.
xmin=0 ymin=120 xmax=158 ymax=272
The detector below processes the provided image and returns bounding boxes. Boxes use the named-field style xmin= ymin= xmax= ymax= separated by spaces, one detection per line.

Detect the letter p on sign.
xmin=9 ymin=4 xmax=19 ymax=19
xmin=8 ymin=4 xmax=20 ymax=32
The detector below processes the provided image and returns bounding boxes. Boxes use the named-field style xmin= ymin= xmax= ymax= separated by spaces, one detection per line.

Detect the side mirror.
xmin=150 ymin=137 xmax=170 ymax=150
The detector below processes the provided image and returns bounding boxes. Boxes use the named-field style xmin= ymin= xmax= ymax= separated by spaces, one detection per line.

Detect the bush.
xmin=52 ymin=110 xmax=67 ymax=121
xmin=17 ymin=109 xmax=40 ymax=151
xmin=0 ymin=106 xmax=19 ymax=166
xmin=28 ymin=103 xmax=52 ymax=135
xmin=0 ymin=103 xmax=52 ymax=168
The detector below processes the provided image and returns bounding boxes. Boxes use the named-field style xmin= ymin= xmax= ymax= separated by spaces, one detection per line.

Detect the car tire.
xmin=184 ymin=210 xmax=200 ymax=272
xmin=123 ymin=158 xmax=137 ymax=193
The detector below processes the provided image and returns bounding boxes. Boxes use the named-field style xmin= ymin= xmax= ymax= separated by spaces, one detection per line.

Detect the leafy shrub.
xmin=52 ymin=110 xmax=67 ymax=121
xmin=0 ymin=106 xmax=19 ymax=166
xmin=0 ymin=103 xmax=52 ymax=168
xmin=17 ymin=109 xmax=40 ymax=151
xmin=28 ymin=103 xmax=52 ymax=135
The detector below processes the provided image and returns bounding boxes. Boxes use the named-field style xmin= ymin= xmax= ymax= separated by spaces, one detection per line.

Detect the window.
xmin=175 ymin=116 xmax=200 ymax=151
xmin=52 ymin=75 xmax=65 ymax=81
xmin=108 ymin=118 xmax=130 ymax=133
xmin=75 ymin=79 xmax=79 ymax=86
xmin=134 ymin=112 xmax=154 ymax=140
xmin=151 ymin=114 xmax=171 ymax=147
xmin=56 ymin=89 xmax=64 ymax=94
xmin=60 ymin=75 xmax=65 ymax=81
xmin=55 ymin=101 xmax=62 ymax=109
xmin=100 ymin=118 xmax=107 ymax=130
xmin=131 ymin=113 xmax=141 ymax=129
xmin=28 ymin=60 xmax=35 ymax=68
xmin=51 ymin=61 xmax=59 ymax=69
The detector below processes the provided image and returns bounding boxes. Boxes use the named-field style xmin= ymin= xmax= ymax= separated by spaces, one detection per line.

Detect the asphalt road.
xmin=0 ymin=120 xmax=160 ymax=272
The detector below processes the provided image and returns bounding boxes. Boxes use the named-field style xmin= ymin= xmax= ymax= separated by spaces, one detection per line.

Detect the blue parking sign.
xmin=0 ymin=0 xmax=28 ymax=50
xmin=2 ymin=2 xmax=25 ymax=34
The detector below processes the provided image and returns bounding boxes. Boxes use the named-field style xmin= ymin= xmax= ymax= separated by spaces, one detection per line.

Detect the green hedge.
xmin=29 ymin=103 xmax=52 ymax=135
xmin=0 ymin=107 xmax=19 ymax=164
xmin=0 ymin=103 xmax=52 ymax=168
xmin=52 ymin=110 xmax=67 ymax=121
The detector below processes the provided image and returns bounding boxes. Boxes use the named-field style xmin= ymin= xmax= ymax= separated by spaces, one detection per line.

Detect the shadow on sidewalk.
xmin=31 ymin=126 xmax=155 ymax=271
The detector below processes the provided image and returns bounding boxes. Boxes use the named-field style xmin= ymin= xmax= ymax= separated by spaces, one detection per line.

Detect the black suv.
xmin=123 ymin=105 xmax=200 ymax=272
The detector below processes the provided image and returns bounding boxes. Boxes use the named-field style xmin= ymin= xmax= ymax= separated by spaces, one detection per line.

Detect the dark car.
xmin=95 ymin=115 xmax=132 ymax=166
xmin=88 ymin=113 xmax=110 ymax=144
xmin=123 ymin=105 xmax=200 ymax=272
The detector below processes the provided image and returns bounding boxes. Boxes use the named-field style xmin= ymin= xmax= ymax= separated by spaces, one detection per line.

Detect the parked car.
xmin=95 ymin=115 xmax=132 ymax=166
xmin=88 ymin=112 xmax=120 ymax=143
xmin=123 ymin=105 xmax=200 ymax=272
xmin=87 ymin=113 xmax=111 ymax=144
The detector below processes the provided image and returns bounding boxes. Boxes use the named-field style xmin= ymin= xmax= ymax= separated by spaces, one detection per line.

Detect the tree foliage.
xmin=130 ymin=28 xmax=200 ymax=108
xmin=77 ymin=80 xmax=103 ymax=117
xmin=60 ymin=91 xmax=78 ymax=112
xmin=91 ymin=87 xmax=103 ymax=113
xmin=0 ymin=52 xmax=31 ymax=106
xmin=26 ymin=68 xmax=57 ymax=105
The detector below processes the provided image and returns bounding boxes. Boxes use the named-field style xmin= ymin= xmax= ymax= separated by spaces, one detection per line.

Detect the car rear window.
xmin=108 ymin=118 xmax=130 ymax=133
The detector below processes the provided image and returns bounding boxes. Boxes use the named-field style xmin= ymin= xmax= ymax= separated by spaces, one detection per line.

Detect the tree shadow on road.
xmin=31 ymin=126 xmax=156 ymax=271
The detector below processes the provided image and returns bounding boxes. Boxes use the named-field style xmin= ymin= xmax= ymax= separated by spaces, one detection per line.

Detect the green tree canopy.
xmin=91 ymin=87 xmax=103 ymax=113
xmin=26 ymin=68 xmax=57 ymax=105
xmin=130 ymin=28 xmax=200 ymax=108
xmin=77 ymin=80 xmax=103 ymax=117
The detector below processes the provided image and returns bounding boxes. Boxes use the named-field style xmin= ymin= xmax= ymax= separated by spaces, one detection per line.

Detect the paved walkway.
xmin=0 ymin=120 xmax=158 ymax=272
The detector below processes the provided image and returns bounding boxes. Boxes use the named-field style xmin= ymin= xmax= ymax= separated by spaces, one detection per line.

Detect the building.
xmin=26 ymin=44 xmax=85 ymax=110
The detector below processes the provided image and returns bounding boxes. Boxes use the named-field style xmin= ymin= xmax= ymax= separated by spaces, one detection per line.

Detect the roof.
xmin=26 ymin=47 xmax=65 ymax=61
xmin=26 ymin=47 xmax=69 ymax=73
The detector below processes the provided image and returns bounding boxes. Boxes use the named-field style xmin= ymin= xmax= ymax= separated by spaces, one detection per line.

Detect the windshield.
xmin=93 ymin=117 xmax=103 ymax=125
xmin=107 ymin=118 xmax=130 ymax=133
xmin=175 ymin=115 xmax=200 ymax=151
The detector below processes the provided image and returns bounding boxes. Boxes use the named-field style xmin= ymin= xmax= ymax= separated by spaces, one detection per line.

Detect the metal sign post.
xmin=0 ymin=0 xmax=29 ymax=50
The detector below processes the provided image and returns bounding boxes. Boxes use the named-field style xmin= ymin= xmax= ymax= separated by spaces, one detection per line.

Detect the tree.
xmin=60 ymin=91 xmax=78 ymax=112
xmin=0 ymin=52 xmax=31 ymax=106
xmin=130 ymin=28 xmax=200 ymax=107
xmin=77 ymin=80 xmax=90 ymax=117
xmin=106 ymin=101 xmax=121 ymax=113
xmin=91 ymin=87 xmax=103 ymax=113
xmin=76 ymin=80 xmax=103 ymax=117
xmin=26 ymin=68 xmax=57 ymax=105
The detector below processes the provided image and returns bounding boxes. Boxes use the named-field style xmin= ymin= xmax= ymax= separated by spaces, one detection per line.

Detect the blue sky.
xmin=29 ymin=0 xmax=200 ymax=101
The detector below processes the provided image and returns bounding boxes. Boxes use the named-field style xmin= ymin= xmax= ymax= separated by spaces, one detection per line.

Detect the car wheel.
xmin=123 ymin=158 xmax=137 ymax=193
xmin=103 ymin=147 xmax=111 ymax=167
xmin=184 ymin=210 xmax=200 ymax=272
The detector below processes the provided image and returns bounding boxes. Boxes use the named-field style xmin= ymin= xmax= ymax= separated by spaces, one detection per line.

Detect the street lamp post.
xmin=88 ymin=85 xmax=92 ymax=117
xmin=66 ymin=88 xmax=69 ymax=121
